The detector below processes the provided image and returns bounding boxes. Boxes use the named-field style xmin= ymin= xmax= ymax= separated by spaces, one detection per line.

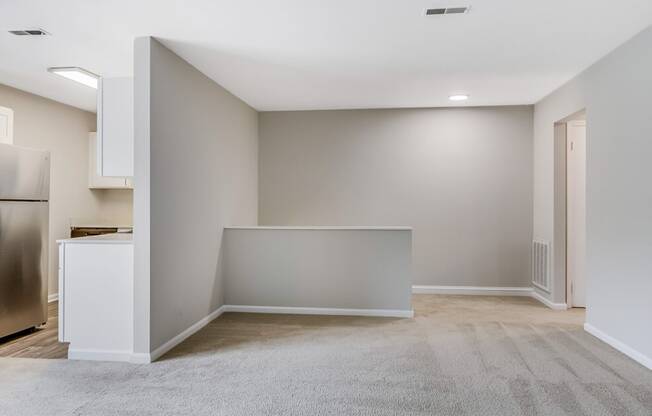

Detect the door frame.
xmin=552 ymin=109 xmax=586 ymax=308
xmin=565 ymin=119 xmax=586 ymax=308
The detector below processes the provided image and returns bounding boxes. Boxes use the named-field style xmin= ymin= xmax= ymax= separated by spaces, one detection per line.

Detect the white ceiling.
xmin=1 ymin=0 xmax=651 ymax=112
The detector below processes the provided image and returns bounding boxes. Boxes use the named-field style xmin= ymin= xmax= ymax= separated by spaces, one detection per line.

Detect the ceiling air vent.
xmin=8 ymin=28 xmax=50 ymax=36
xmin=425 ymin=6 xmax=470 ymax=16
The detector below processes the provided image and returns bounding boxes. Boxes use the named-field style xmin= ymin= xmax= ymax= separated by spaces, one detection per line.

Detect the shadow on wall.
xmin=209 ymin=230 xmax=226 ymax=316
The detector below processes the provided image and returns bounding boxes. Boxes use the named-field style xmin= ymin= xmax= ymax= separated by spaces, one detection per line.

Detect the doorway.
xmin=553 ymin=110 xmax=587 ymax=309
xmin=566 ymin=118 xmax=586 ymax=308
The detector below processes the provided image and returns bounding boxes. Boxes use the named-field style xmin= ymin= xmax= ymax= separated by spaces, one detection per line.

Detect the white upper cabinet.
xmin=89 ymin=133 xmax=132 ymax=189
xmin=0 ymin=106 xmax=14 ymax=145
xmin=97 ymin=77 xmax=133 ymax=177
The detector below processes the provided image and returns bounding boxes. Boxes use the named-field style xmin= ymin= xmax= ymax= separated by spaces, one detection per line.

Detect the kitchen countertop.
xmin=225 ymin=226 xmax=412 ymax=230
xmin=70 ymin=223 xmax=133 ymax=229
xmin=57 ymin=233 xmax=133 ymax=244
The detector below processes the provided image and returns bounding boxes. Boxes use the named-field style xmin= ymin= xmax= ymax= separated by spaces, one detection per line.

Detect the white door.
xmin=0 ymin=106 xmax=14 ymax=144
xmin=567 ymin=120 xmax=586 ymax=307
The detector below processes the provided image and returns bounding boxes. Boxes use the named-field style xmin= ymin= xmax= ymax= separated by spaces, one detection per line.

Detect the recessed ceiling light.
xmin=449 ymin=94 xmax=469 ymax=101
xmin=47 ymin=67 xmax=99 ymax=89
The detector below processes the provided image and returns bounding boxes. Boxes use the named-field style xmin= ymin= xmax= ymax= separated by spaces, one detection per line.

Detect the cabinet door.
xmin=62 ymin=243 xmax=134 ymax=353
xmin=88 ymin=133 xmax=128 ymax=189
xmin=97 ymin=77 xmax=134 ymax=177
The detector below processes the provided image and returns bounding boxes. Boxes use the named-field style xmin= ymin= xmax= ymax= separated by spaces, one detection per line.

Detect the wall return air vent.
xmin=425 ymin=6 xmax=470 ymax=16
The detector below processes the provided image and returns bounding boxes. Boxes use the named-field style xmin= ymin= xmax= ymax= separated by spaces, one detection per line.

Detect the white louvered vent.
xmin=532 ymin=240 xmax=550 ymax=292
xmin=8 ymin=28 xmax=50 ymax=36
xmin=425 ymin=6 xmax=470 ymax=16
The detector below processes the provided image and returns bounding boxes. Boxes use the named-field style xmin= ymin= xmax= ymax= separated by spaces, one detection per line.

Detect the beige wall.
xmin=135 ymin=38 xmax=258 ymax=352
xmin=0 ymin=83 xmax=133 ymax=296
xmin=259 ymin=106 xmax=533 ymax=288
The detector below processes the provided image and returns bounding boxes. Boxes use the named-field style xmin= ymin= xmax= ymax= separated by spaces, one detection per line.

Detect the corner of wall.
xmin=133 ymin=35 xmax=152 ymax=355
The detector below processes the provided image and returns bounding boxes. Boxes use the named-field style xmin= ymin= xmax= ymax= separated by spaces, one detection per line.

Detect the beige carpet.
xmin=1 ymin=295 xmax=651 ymax=415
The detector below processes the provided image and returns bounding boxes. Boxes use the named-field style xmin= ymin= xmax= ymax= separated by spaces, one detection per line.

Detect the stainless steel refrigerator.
xmin=0 ymin=143 xmax=50 ymax=338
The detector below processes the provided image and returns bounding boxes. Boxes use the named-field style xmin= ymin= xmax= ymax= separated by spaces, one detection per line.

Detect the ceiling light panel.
xmin=47 ymin=67 xmax=99 ymax=89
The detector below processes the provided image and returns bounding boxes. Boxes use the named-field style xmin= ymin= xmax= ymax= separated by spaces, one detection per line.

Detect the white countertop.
xmin=57 ymin=233 xmax=133 ymax=244
xmin=225 ymin=226 xmax=412 ymax=231
xmin=70 ymin=223 xmax=133 ymax=229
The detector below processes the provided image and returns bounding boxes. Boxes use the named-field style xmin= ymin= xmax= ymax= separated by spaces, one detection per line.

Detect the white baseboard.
xmin=48 ymin=293 xmax=58 ymax=303
xmin=66 ymin=307 xmax=228 ymax=364
xmin=138 ymin=304 xmax=411 ymax=364
xmin=70 ymin=303 xmax=411 ymax=364
xmin=530 ymin=290 xmax=568 ymax=310
xmin=584 ymin=323 xmax=652 ymax=370
xmin=68 ymin=348 xmax=134 ymax=363
xmin=129 ymin=353 xmax=152 ymax=364
xmin=413 ymin=285 xmax=533 ymax=297
xmin=223 ymin=305 xmax=414 ymax=318
xmin=71 ymin=288 xmax=576 ymax=364
xmin=412 ymin=285 xmax=570 ymax=311
xmin=145 ymin=305 xmax=228 ymax=363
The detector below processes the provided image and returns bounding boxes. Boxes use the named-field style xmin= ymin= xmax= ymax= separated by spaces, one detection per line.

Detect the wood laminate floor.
xmin=0 ymin=301 xmax=68 ymax=359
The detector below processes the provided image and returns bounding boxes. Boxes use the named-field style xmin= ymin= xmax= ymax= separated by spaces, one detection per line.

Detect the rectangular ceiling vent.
xmin=8 ymin=28 xmax=50 ymax=36
xmin=425 ymin=6 xmax=470 ymax=16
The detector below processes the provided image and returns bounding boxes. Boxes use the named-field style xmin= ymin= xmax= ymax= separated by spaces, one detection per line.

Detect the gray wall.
xmin=259 ymin=107 xmax=533 ymax=287
xmin=135 ymin=38 xmax=258 ymax=352
xmin=223 ymin=228 xmax=412 ymax=311
xmin=0 ymin=83 xmax=133 ymax=296
xmin=534 ymin=26 xmax=652 ymax=362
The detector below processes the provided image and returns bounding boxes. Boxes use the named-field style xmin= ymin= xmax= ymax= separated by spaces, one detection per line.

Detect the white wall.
xmin=134 ymin=37 xmax=258 ymax=352
xmin=223 ymin=228 xmax=412 ymax=313
xmin=533 ymin=84 xmax=586 ymax=305
xmin=0 ymin=83 xmax=133 ymax=296
xmin=133 ymin=37 xmax=151 ymax=355
xmin=259 ymin=106 xmax=533 ymax=288
xmin=533 ymin=26 xmax=652 ymax=365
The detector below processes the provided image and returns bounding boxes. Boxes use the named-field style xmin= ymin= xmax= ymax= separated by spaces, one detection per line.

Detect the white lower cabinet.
xmin=58 ymin=237 xmax=133 ymax=361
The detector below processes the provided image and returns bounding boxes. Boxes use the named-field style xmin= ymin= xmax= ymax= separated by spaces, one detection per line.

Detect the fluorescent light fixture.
xmin=47 ymin=67 xmax=99 ymax=89
xmin=449 ymin=94 xmax=469 ymax=101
